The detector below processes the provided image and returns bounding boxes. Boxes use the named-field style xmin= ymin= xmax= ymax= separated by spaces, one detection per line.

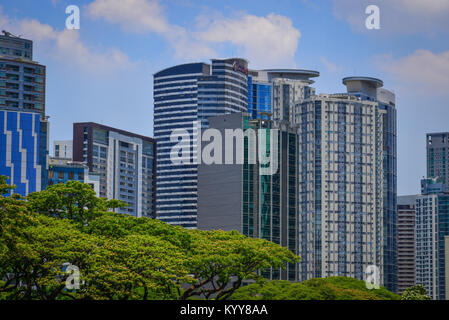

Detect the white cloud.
xmin=0 ymin=7 xmax=132 ymax=75
xmin=377 ymin=49 xmax=449 ymax=94
xmin=87 ymin=0 xmax=174 ymax=34
xmin=194 ymin=13 xmax=300 ymax=68
xmin=332 ymin=0 xmax=449 ymax=35
xmin=86 ymin=0 xmax=301 ymax=68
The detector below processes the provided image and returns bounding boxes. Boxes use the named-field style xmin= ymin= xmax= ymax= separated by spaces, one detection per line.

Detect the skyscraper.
xmin=0 ymin=31 xmax=48 ymax=196
xmin=73 ymin=122 xmax=156 ymax=218
xmin=427 ymin=132 xmax=449 ymax=186
xmin=415 ymin=178 xmax=449 ymax=300
xmin=295 ymin=90 xmax=384 ymax=283
xmin=153 ymin=58 xmax=248 ymax=228
xmin=343 ymin=77 xmax=398 ymax=292
xmin=197 ymin=112 xmax=300 ymax=281
xmin=294 ymin=77 xmax=397 ymax=290
xmin=397 ymin=195 xmax=417 ymax=294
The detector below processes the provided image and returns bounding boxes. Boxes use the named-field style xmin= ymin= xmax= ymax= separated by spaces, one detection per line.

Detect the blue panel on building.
xmin=0 ymin=110 xmax=43 ymax=196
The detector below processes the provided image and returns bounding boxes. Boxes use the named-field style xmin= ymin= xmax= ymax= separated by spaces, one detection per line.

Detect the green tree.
xmin=230 ymin=276 xmax=400 ymax=300
xmin=27 ymin=180 xmax=124 ymax=225
xmin=401 ymin=284 xmax=431 ymax=300
xmin=181 ymin=230 xmax=299 ymax=300
xmin=1 ymin=178 xmax=299 ymax=300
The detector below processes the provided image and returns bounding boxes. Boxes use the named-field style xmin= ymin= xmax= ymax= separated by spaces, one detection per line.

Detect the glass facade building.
xmin=197 ymin=112 xmax=300 ymax=280
xmin=0 ymin=31 xmax=48 ymax=197
xmin=247 ymin=69 xmax=318 ymax=122
xmin=242 ymin=117 xmax=299 ymax=281
xmin=153 ymin=58 xmax=248 ymax=228
xmin=247 ymin=75 xmax=271 ymax=120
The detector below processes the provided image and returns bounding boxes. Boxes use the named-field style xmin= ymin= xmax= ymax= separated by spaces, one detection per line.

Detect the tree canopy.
xmin=401 ymin=284 xmax=431 ymax=300
xmin=230 ymin=277 xmax=401 ymax=300
xmin=0 ymin=176 xmax=299 ymax=300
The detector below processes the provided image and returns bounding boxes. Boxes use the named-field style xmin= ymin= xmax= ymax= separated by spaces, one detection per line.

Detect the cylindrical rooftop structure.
xmin=342 ymin=76 xmax=383 ymax=99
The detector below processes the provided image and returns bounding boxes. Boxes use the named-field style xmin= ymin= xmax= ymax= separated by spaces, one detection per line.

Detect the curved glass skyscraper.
xmin=153 ymin=58 xmax=248 ymax=228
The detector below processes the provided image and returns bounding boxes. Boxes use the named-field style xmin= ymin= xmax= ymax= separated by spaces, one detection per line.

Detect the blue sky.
xmin=1 ymin=0 xmax=449 ymax=195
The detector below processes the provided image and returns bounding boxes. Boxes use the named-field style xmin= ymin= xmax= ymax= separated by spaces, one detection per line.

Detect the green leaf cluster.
xmin=400 ymin=284 xmax=431 ymax=300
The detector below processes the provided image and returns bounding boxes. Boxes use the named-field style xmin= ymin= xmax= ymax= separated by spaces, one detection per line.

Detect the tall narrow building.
xmin=427 ymin=132 xmax=449 ymax=186
xmin=397 ymin=195 xmax=417 ymax=294
xmin=415 ymin=178 xmax=449 ymax=300
xmin=343 ymin=77 xmax=398 ymax=292
xmin=197 ymin=112 xmax=300 ymax=281
xmin=294 ymin=77 xmax=397 ymax=291
xmin=0 ymin=31 xmax=48 ymax=196
xmin=73 ymin=122 xmax=156 ymax=218
xmin=153 ymin=58 xmax=248 ymax=228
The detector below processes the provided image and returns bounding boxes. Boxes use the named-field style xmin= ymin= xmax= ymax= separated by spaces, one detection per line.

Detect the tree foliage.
xmin=0 ymin=177 xmax=299 ymax=300
xmin=401 ymin=284 xmax=431 ymax=300
xmin=230 ymin=277 xmax=400 ymax=300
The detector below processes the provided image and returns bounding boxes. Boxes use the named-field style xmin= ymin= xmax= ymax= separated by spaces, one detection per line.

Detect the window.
xmin=58 ymin=171 xmax=64 ymax=179
xmin=48 ymin=170 xmax=54 ymax=178
xmin=68 ymin=171 xmax=74 ymax=180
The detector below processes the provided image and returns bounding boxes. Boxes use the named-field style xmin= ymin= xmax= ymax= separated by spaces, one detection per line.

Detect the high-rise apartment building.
xmin=397 ymin=195 xmax=417 ymax=294
xmin=293 ymin=77 xmax=397 ymax=291
xmin=0 ymin=31 xmax=49 ymax=196
xmin=73 ymin=122 xmax=156 ymax=218
xmin=295 ymin=91 xmax=383 ymax=283
xmin=197 ymin=112 xmax=300 ymax=280
xmin=153 ymin=58 xmax=248 ymax=228
xmin=53 ymin=140 xmax=73 ymax=159
xmin=415 ymin=178 xmax=449 ymax=300
xmin=343 ymin=77 xmax=398 ymax=292
xmin=427 ymin=132 xmax=449 ymax=186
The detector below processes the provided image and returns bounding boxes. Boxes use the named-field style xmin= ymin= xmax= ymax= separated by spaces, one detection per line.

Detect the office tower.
xmin=415 ymin=178 xmax=449 ymax=300
xmin=53 ymin=140 xmax=73 ymax=159
xmin=247 ymin=69 xmax=318 ymax=121
xmin=197 ymin=112 xmax=300 ymax=280
xmin=397 ymin=195 xmax=417 ymax=294
xmin=427 ymin=133 xmax=449 ymax=186
xmin=294 ymin=77 xmax=395 ymax=287
xmin=73 ymin=122 xmax=156 ymax=218
xmin=0 ymin=31 xmax=48 ymax=196
xmin=48 ymin=157 xmax=100 ymax=194
xmin=153 ymin=58 xmax=248 ymax=228
xmin=342 ymin=77 xmax=398 ymax=292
